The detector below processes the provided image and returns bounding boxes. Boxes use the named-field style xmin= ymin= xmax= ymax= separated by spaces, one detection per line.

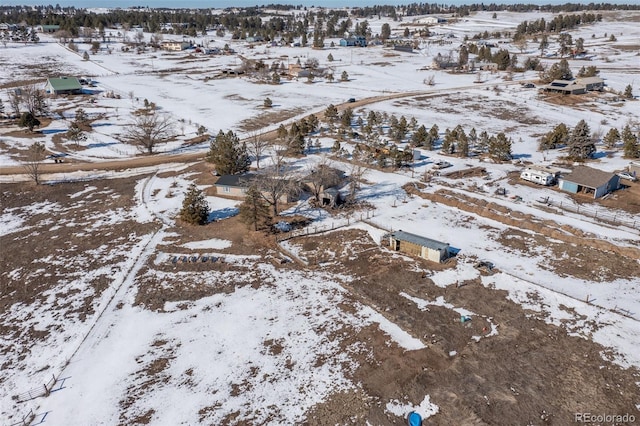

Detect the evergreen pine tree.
xmin=539 ymin=123 xmax=569 ymax=151
xmin=180 ymin=183 xmax=210 ymax=225
xmin=623 ymin=84 xmax=633 ymax=99
xmin=621 ymin=125 xmax=639 ymax=158
xmin=206 ymin=130 xmax=250 ymax=175
xmin=411 ymin=125 xmax=428 ymax=147
xmin=239 ymin=185 xmax=271 ymax=231
xmin=603 ymin=128 xmax=620 ymax=149
xmin=488 ymin=132 xmax=512 ymax=162
xmin=568 ymin=119 xmax=595 ymax=160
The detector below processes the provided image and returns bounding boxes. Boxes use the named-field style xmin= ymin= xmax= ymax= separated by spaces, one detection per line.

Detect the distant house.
xmin=339 ymin=36 xmax=367 ymax=47
xmin=38 ymin=25 xmax=60 ymax=33
xmin=288 ymin=64 xmax=312 ymax=78
xmin=161 ymin=40 xmax=190 ymax=51
xmin=388 ymin=230 xmax=450 ymax=263
xmin=393 ymin=44 xmax=413 ymax=53
xmin=416 ymin=16 xmax=439 ymax=25
xmin=557 ymin=166 xmax=619 ymax=198
xmin=44 ymin=77 xmax=82 ymax=95
xmin=245 ymin=36 xmax=264 ymax=43
xmin=542 ymin=77 xmax=604 ymax=95
xmin=475 ymin=61 xmax=498 ymax=72
xmin=576 ymin=76 xmax=604 ymax=91
xmin=542 ymin=80 xmax=586 ymax=95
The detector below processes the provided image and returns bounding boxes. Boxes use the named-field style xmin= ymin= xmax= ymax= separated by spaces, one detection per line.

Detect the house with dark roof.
xmin=215 ymin=174 xmax=249 ymax=197
xmin=542 ymin=77 xmax=604 ymax=95
xmin=389 ymin=230 xmax=450 ymax=263
xmin=214 ymin=174 xmax=297 ymax=204
xmin=557 ymin=166 xmax=619 ymax=198
xmin=542 ymin=79 xmax=586 ymax=95
xmin=44 ymin=77 xmax=82 ymax=95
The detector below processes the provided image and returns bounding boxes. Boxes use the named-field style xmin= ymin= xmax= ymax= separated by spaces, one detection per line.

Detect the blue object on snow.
xmin=407 ymin=411 xmax=422 ymax=426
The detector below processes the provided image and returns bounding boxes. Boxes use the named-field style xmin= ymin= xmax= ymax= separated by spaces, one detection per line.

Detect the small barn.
xmin=44 ymin=77 xmax=82 ymax=95
xmin=557 ymin=166 xmax=619 ymax=198
xmin=388 ymin=230 xmax=450 ymax=263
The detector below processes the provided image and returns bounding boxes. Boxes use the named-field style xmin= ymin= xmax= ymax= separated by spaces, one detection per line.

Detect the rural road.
xmin=0 ymin=81 xmax=530 ymax=178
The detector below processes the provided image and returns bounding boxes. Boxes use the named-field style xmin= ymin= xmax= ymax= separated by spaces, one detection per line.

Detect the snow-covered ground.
xmin=1 ymin=7 xmax=639 ymax=425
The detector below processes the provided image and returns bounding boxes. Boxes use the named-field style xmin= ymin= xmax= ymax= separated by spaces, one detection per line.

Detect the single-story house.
xmin=161 ymin=40 xmax=191 ymax=51
xmin=214 ymin=174 xmax=296 ymax=204
xmin=44 ymin=77 xmax=82 ymax=95
xmin=214 ymin=174 xmax=253 ymax=198
xmin=416 ymin=16 xmax=439 ymax=25
xmin=38 ymin=25 xmax=60 ymax=33
xmin=339 ymin=36 xmax=367 ymax=47
xmin=393 ymin=44 xmax=414 ymax=53
xmin=557 ymin=166 xmax=619 ymax=198
xmin=388 ymin=230 xmax=450 ymax=263
xmin=542 ymin=80 xmax=587 ymax=95
xmin=576 ymin=76 xmax=604 ymax=91
xmin=475 ymin=61 xmax=498 ymax=72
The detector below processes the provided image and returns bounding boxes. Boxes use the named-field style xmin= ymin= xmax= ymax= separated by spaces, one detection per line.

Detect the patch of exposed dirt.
xmin=298 ymin=229 xmax=640 ymax=425
xmin=237 ymin=106 xmax=306 ymax=132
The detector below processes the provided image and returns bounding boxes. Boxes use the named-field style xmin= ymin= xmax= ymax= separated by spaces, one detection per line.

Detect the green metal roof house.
xmin=44 ymin=77 xmax=82 ymax=95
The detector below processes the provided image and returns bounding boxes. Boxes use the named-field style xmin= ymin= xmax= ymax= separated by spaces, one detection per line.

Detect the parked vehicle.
xmin=520 ymin=167 xmax=555 ymax=186
xmin=433 ymin=161 xmax=452 ymax=169
xmin=347 ymin=98 xmax=356 ymax=103
xmin=617 ymin=171 xmax=637 ymax=182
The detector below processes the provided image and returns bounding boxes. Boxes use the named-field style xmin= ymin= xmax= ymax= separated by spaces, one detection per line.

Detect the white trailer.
xmin=520 ymin=167 xmax=555 ymax=186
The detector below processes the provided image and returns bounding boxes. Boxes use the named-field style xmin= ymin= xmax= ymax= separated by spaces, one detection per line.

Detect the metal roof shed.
xmin=389 ymin=230 xmax=450 ymax=263
xmin=558 ymin=166 xmax=619 ymax=198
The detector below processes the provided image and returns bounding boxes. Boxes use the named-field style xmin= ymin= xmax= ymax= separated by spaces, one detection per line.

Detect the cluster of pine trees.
xmin=540 ymin=121 xmax=639 ymax=160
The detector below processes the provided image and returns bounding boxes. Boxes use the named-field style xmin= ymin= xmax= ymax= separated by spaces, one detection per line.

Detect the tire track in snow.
xmin=33 ymin=173 xmax=168 ymax=418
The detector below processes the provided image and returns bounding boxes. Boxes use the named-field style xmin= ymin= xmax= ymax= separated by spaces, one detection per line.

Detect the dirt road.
xmin=0 ymin=82 xmax=528 ymax=178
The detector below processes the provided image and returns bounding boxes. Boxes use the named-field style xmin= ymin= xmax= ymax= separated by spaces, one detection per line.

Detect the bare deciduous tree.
xmin=346 ymin=162 xmax=368 ymax=203
xmin=247 ymin=130 xmax=269 ymax=169
xmin=8 ymin=90 xmax=22 ymax=118
xmin=253 ymin=154 xmax=299 ymax=216
xmin=123 ymin=111 xmax=174 ymax=154
xmin=22 ymin=85 xmax=48 ymax=117
xmin=305 ymin=156 xmax=343 ymax=200
xmin=23 ymin=141 xmax=46 ymax=184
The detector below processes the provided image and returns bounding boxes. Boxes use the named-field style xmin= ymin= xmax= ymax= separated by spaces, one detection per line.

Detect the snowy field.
xmin=1 ymin=6 xmax=640 ymax=425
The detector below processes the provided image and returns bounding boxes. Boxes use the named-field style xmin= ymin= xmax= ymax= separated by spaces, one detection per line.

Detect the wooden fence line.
xmin=6 ymin=409 xmax=35 ymax=426
xmin=14 ymin=374 xmax=57 ymax=404
xmin=275 ymin=210 xmax=376 ymax=242
xmin=540 ymin=197 xmax=638 ymax=230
